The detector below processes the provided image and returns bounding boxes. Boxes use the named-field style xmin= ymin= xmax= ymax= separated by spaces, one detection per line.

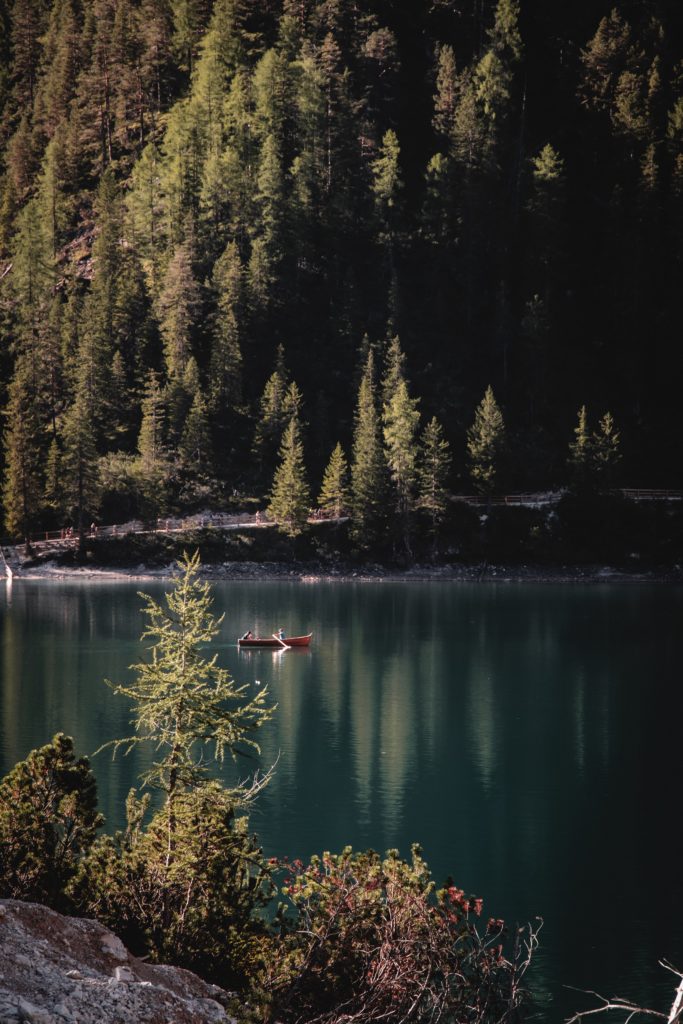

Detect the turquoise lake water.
xmin=1 ymin=578 xmax=681 ymax=1019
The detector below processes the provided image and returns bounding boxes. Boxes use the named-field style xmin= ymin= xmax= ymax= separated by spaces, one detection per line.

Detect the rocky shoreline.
xmin=0 ymin=900 xmax=234 ymax=1024
xmin=11 ymin=558 xmax=683 ymax=584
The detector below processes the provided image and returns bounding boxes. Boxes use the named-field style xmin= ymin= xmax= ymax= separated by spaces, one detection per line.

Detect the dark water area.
xmin=1 ymin=578 xmax=682 ymax=1020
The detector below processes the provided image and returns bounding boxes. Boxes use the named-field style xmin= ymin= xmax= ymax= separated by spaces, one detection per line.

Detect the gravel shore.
xmin=11 ymin=559 xmax=682 ymax=584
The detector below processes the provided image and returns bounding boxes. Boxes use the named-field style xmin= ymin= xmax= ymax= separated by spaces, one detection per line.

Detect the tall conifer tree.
xmin=467 ymin=386 xmax=506 ymax=496
xmin=351 ymin=349 xmax=386 ymax=548
xmin=382 ymin=378 xmax=420 ymax=556
xmin=267 ymin=414 xmax=310 ymax=536
xmin=62 ymin=375 xmax=99 ymax=548
xmin=568 ymin=405 xmax=591 ymax=490
xmin=209 ymin=240 xmax=243 ymax=411
xmin=2 ymin=359 xmax=44 ymax=549
xmin=157 ymin=241 xmax=201 ymax=380
xmin=418 ymin=416 xmax=451 ymax=554
xmin=317 ymin=442 xmax=349 ymax=519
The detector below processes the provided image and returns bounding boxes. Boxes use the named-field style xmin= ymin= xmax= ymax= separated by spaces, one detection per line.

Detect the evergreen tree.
xmin=317 ymin=442 xmax=349 ymax=518
xmin=290 ymin=47 xmax=325 ymax=230
xmin=109 ymin=0 xmax=149 ymax=154
xmin=527 ymin=144 xmax=566 ymax=290
xmin=528 ymin=144 xmax=565 ymax=226
xmin=160 ymin=98 xmax=204 ymax=244
xmin=281 ymin=380 xmax=304 ymax=424
xmin=380 ymin=334 xmax=407 ymax=410
xmin=42 ymin=294 xmax=65 ymax=439
xmin=127 ymin=142 xmax=166 ymax=291
xmin=136 ymin=370 xmax=170 ymax=521
xmin=372 ymin=128 xmax=402 ymax=250
xmin=2 ymin=359 xmax=44 ymax=549
xmin=248 ymin=132 xmax=285 ymax=308
xmin=44 ymin=436 xmax=64 ymax=520
xmin=10 ymin=0 xmax=48 ymax=108
xmin=157 ymin=241 xmax=201 ymax=380
xmin=252 ymin=345 xmax=290 ymax=480
xmin=34 ymin=0 xmax=82 ymax=138
xmin=10 ymin=196 xmax=55 ymax=372
xmin=568 ymin=405 xmax=591 ymax=490
xmin=5 ymin=113 xmax=37 ymax=196
xmin=267 ymin=414 xmax=311 ymax=536
xmin=209 ymin=240 xmax=243 ymax=411
xmin=252 ymin=47 xmax=293 ymax=150
xmin=382 ymin=377 xmax=420 ymax=556
xmin=111 ymin=254 xmax=152 ymax=398
xmin=171 ymin=0 xmax=210 ymax=74
xmin=168 ymin=353 xmax=201 ymax=443
xmin=36 ymin=129 xmax=72 ymax=257
xmin=62 ymin=373 xmax=100 ymax=549
xmin=138 ymin=371 xmax=166 ymax=469
xmin=137 ymin=0 xmax=174 ymax=119
xmin=433 ymin=45 xmax=458 ymax=141
xmin=72 ymin=0 xmax=118 ymax=172
xmin=421 ymin=151 xmax=453 ymax=247
xmin=79 ymin=169 xmax=127 ymax=440
xmin=418 ymin=417 xmax=451 ymax=554
xmin=591 ymin=411 xmax=621 ymax=488
xmin=467 ymin=386 xmax=505 ymax=496
xmin=474 ymin=49 xmax=512 ymax=139
xmin=350 ymin=349 xmax=386 ymax=548
xmin=0 ymin=734 xmax=101 ymax=911
xmin=179 ymin=390 xmax=213 ymax=474
xmin=579 ymin=10 xmax=633 ymax=116
xmin=488 ymin=0 xmax=523 ymax=63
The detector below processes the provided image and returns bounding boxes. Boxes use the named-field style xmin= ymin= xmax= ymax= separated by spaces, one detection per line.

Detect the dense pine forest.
xmin=0 ymin=0 xmax=681 ymax=551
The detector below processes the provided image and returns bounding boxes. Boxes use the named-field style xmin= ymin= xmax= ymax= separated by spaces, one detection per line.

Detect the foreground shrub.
xmin=259 ymin=845 xmax=540 ymax=1024
xmin=0 ymin=733 xmax=102 ymax=911
xmin=74 ymin=782 xmax=274 ymax=988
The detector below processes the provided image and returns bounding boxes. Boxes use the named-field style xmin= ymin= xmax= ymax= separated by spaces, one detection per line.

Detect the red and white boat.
xmin=237 ymin=632 xmax=313 ymax=648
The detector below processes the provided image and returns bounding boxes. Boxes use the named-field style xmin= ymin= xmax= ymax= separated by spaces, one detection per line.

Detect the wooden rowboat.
xmin=237 ymin=633 xmax=313 ymax=648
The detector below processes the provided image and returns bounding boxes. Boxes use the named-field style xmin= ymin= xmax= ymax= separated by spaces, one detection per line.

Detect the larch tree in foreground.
xmin=105 ymin=550 xmax=272 ymax=839
xmin=82 ymin=551 xmax=274 ymax=982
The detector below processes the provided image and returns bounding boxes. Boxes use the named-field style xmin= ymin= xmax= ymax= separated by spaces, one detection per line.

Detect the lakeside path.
xmin=10 ymin=561 xmax=683 ymax=584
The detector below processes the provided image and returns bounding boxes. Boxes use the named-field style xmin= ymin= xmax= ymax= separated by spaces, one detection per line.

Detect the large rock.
xmin=0 ymin=900 xmax=235 ymax=1024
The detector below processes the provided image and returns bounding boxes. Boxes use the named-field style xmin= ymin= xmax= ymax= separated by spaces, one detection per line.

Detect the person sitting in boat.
xmin=241 ymin=629 xmax=253 ymax=640
xmin=277 ymin=627 xmax=286 ymax=641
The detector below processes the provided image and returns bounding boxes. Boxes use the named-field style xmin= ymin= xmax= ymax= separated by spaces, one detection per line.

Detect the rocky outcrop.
xmin=0 ymin=901 xmax=235 ymax=1024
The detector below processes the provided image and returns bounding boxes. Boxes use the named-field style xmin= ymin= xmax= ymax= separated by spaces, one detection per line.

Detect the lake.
xmin=1 ymin=577 xmax=681 ymax=1019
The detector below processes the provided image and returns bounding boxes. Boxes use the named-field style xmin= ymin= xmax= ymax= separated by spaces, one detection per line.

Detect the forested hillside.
xmin=0 ymin=0 xmax=681 ymax=545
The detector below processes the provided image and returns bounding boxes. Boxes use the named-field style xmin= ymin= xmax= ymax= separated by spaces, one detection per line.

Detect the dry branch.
xmin=565 ymin=963 xmax=683 ymax=1024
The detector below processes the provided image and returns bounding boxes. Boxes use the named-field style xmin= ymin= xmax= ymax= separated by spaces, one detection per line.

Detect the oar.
xmin=272 ymin=632 xmax=291 ymax=650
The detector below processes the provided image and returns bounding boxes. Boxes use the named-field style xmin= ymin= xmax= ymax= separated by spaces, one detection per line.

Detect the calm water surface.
xmin=1 ymin=579 xmax=681 ymax=1019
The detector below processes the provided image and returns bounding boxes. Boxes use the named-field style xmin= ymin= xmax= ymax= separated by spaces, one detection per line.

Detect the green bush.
xmin=74 ymin=784 xmax=274 ymax=988
xmin=258 ymin=845 xmax=539 ymax=1024
xmin=0 ymin=734 xmax=102 ymax=911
